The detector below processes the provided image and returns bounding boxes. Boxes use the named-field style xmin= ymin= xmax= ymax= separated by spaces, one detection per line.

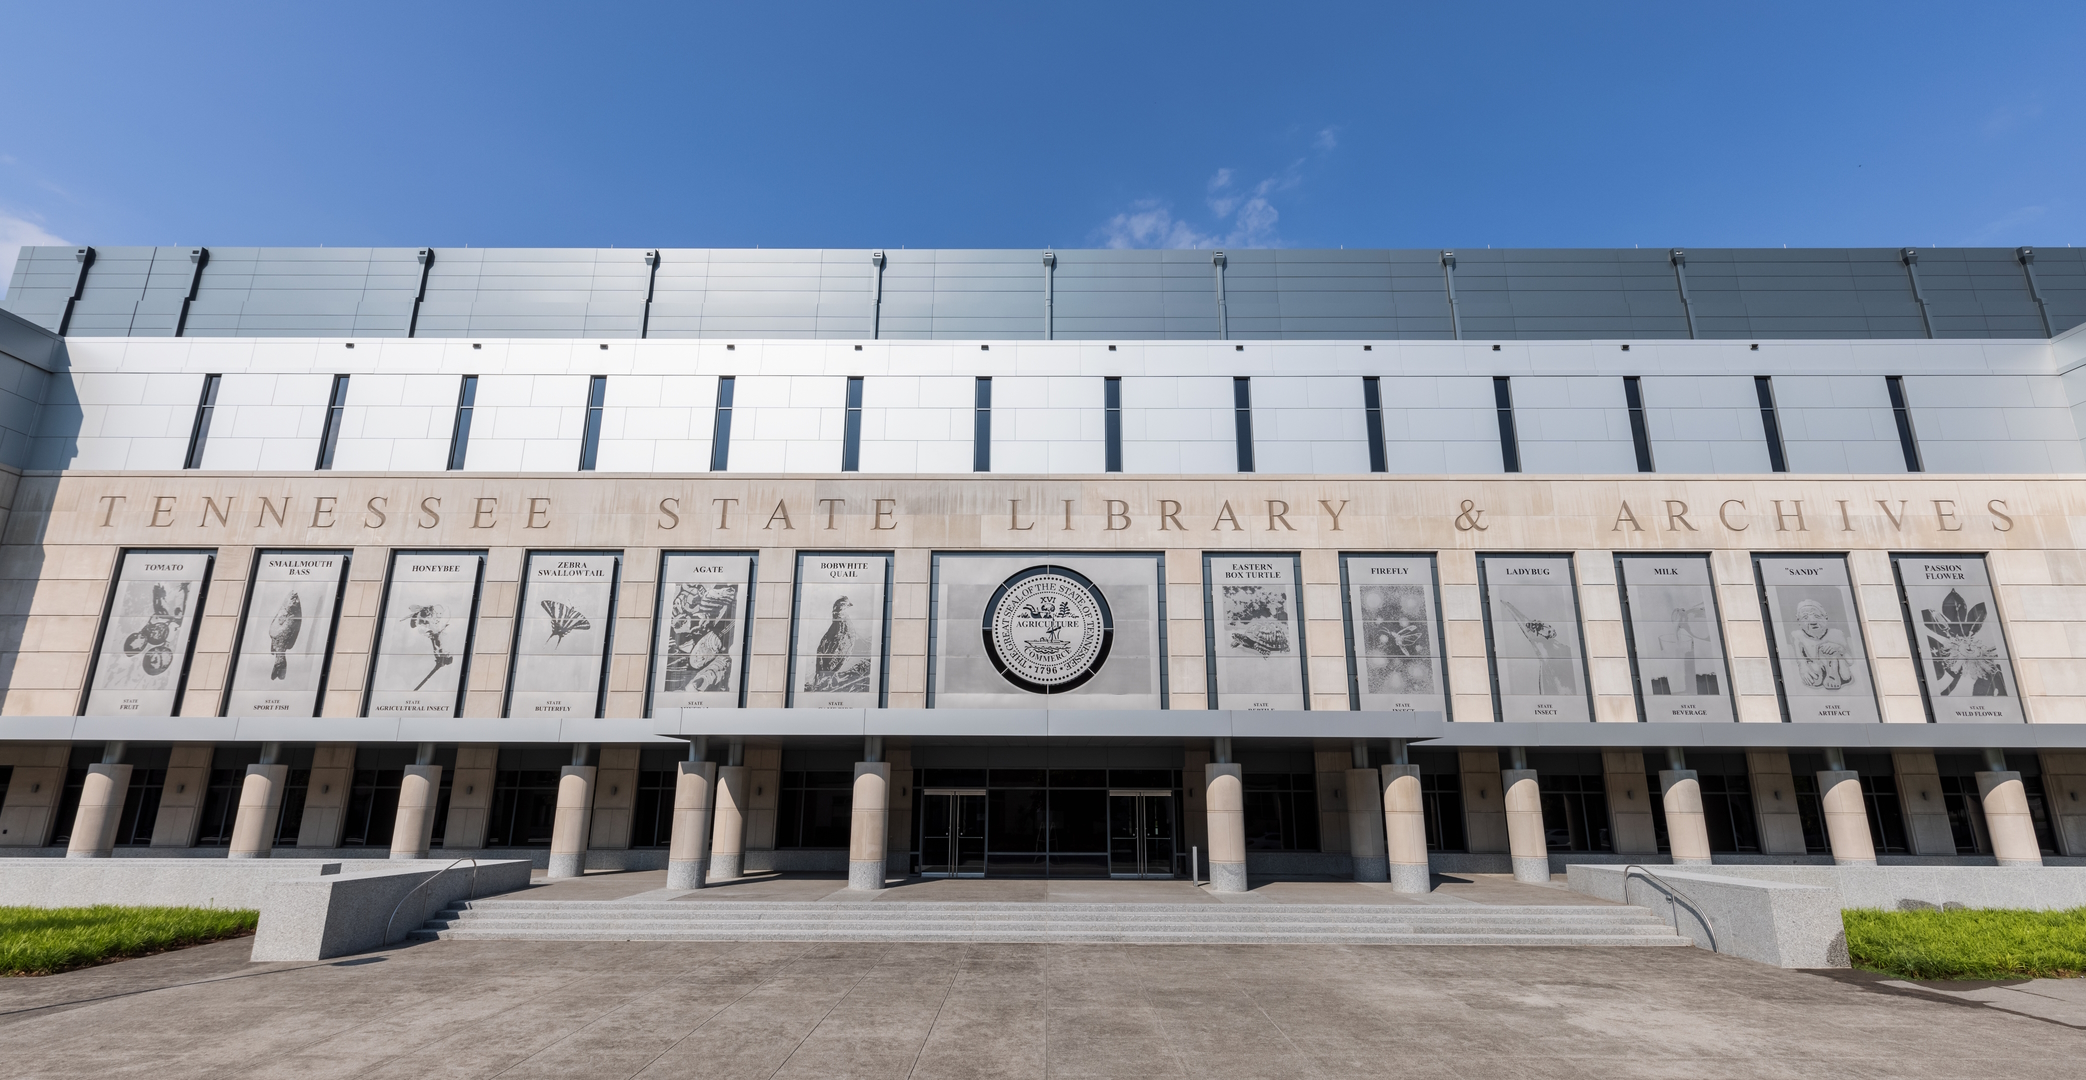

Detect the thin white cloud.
xmin=0 ymin=211 xmax=68 ymax=302
xmin=1313 ymin=127 xmax=1338 ymax=151
xmin=1096 ymin=159 xmax=1308 ymax=250
xmin=1965 ymin=204 xmax=2049 ymax=244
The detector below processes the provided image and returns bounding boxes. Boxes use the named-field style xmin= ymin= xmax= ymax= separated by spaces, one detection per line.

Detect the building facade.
xmin=2 ymin=244 xmax=2085 ymax=887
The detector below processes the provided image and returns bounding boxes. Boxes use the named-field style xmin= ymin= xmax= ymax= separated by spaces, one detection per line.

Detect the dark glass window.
xmin=184 ymin=374 xmax=221 ymax=469
xmin=1937 ymin=774 xmax=1987 ymax=854
xmin=1623 ymin=376 xmax=1654 ymax=472
xmin=630 ymin=767 xmax=676 ymax=848
xmin=1700 ymin=773 xmax=1760 ymax=854
xmin=315 ymin=374 xmax=350 ymax=469
xmin=1790 ymin=774 xmax=1831 ymax=854
xmin=840 ymin=376 xmax=864 ymax=472
xmin=1493 ymin=376 xmax=1520 ymax=473
xmin=1754 ymin=376 xmax=1788 ymax=473
xmin=1421 ymin=772 xmax=1465 ymax=852
xmin=1886 ymin=375 xmax=1923 ymax=472
xmin=1232 ymin=377 xmax=1255 ymax=473
xmin=1103 ymin=377 xmax=1123 ymax=473
xmin=486 ymin=769 xmax=561 ymax=846
xmin=447 ymin=375 xmax=478 ymax=471
xmin=1860 ymin=774 xmax=1910 ymax=854
xmin=709 ymin=376 xmax=735 ymax=471
xmin=1539 ymin=774 xmax=1610 ymax=852
xmin=1242 ymin=772 xmax=1318 ymax=851
xmin=776 ymin=771 xmax=854 ymax=848
xmin=1362 ymin=376 xmax=1388 ymax=473
xmin=577 ymin=374 xmax=607 ymax=471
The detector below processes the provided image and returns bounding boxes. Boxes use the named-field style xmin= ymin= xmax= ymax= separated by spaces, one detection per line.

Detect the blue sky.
xmin=5 ymin=1 xmax=2086 ymax=288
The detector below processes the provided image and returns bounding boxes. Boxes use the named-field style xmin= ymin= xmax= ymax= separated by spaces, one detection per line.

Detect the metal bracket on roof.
xmin=174 ymin=248 xmax=208 ymax=338
xmin=2017 ymin=247 xmax=2054 ymax=338
xmin=1441 ymin=250 xmax=1461 ymax=341
xmin=1669 ymin=249 xmax=1697 ymax=340
xmin=57 ymin=247 xmax=95 ymax=336
xmin=1042 ymin=251 xmax=1056 ymax=340
xmin=1901 ymin=248 xmax=1935 ymax=339
xmin=1212 ymin=251 xmax=1228 ymax=340
xmin=407 ymin=248 xmax=435 ymax=338
xmin=640 ymin=250 xmax=660 ymax=339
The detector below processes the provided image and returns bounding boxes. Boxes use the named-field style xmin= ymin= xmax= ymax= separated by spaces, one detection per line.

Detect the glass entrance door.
xmin=920 ymin=789 xmax=987 ymax=877
xmin=1108 ymin=790 xmax=1177 ymax=878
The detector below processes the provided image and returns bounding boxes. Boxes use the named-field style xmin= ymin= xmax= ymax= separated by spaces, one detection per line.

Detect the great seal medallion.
xmin=982 ymin=566 xmax=1113 ymax=694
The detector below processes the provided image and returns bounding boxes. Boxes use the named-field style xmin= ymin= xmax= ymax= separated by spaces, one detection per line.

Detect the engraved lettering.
xmin=1878 ymin=499 xmax=1907 ymax=530
xmin=150 ymin=496 xmax=177 ymax=528
xmin=1613 ymin=501 xmax=1642 ymax=533
xmin=527 ymin=497 xmax=550 ymax=529
xmin=364 ymin=496 xmax=387 ymax=528
xmin=1212 ymin=501 xmax=1242 ymax=531
xmin=820 ymin=498 xmax=844 ymax=530
xmin=712 ymin=498 xmax=738 ymax=529
xmin=658 ymin=497 xmax=680 ymax=529
xmin=1009 ymin=499 xmax=1033 ymax=531
xmin=311 ymin=496 xmax=337 ymax=529
xmin=1159 ymin=500 xmax=1184 ymax=531
xmin=418 ymin=496 xmax=441 ymax=528
xmin=473 ymin=497 xmax=497 ymax=528
xmin=1772 ymin=499 xmax=1804 ymax=532
xmin=874 ymin=499 xmax=897 ymax=530
xmin=764 ymin=500 xmax=793 ymax=530
xmin=1106 ymin=500 xmax=1130 ymax=531
xmin=1663 ymin=500 xmax=1696 ymax=532
xmin=1719 ymin=499 xmax=1747 ymax=531
xmin=1934 ymin=499 xmax=1962 ymax=532
xmin=98 ymin=495 xmax=125 ymax=527
xmin=1266 ymin=500 xmax=1294 ymax=531
xmin=256 ymin=497 xmax=288 ymax=529
xmin=200 ymin=497 xmax=232 ymax=528
xmin=1989 ymin=499 xmax=2014 ymax=532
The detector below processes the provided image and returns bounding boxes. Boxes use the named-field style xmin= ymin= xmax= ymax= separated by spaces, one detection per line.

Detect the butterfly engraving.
xmin=542 ymin=601 xmax=590 ymax=647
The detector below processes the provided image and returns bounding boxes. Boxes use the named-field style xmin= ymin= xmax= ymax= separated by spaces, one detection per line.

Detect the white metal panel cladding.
xmin=1615 ymin=554 xmax=1736 ymax=723
xmin=789 ymin=553 xmax=892 ymax=709
xmin=223 ymin=550 xmax=348 ymax=718
xmin=365 ymin=552 xmax=484 ymax=718
xmin=929 ymin=554 xmax=1163 ymax=711
xmin=1755 ymin=555 xmax=1882 ymax=724
xmin=1892 ymin=554 xmax=2025 ymax=723
xmin=1341 ymin=555 xmax=1449 ymax=720
xmin=649 ymin=553 xmax=756 ymax=712
xmin=1478 ymin=554 xmax=1592 ymax=723
xmin=506 ymin=552 xmax=619 ymax=720
xmin=82 ymin=550 xmax=214 ymax=717
xmin=1204 ymin=554 xmax=1307 ymax=711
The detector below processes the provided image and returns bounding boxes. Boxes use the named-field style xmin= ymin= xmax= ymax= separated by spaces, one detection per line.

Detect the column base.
xmin=1510 ymin=856 xmax=1550 ymax=883
xmin=1670 ymin=857 xmax=1713 ymax=867
xmin=667 ymin=858 xmax=708 ymax=890
xmin=389 ymin=849 xmax=429 ymax=861
xmin=1389 ymin=862 xmax=1431 ymax=894
xmin=709 ymin=851 xmax=743 ymax=882
xmin=226 ymin=849 xmax=270 ymax=860
xmin=1351 ymin=856 xmax=1389 ymax=883
xmin=1997 ymin=857 xmax=2044 ymax=868
xmin=1209 ymin=861 xmax=1248 ymax=893
xmin=848 ymin=860 xmax=886 ymax=890
xmin=65 ymin=850 xmax=110 ymax=859
xmin=547 ymin=852 xmax=586 ymax=879
xmin=1832 ymin=857 xmax=1878 ymax=867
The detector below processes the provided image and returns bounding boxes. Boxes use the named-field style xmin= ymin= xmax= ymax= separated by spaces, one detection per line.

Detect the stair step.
xmin=411 ymin=927 xmax=1691 ymax=946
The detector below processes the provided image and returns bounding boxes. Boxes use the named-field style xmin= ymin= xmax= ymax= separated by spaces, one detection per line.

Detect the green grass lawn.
xmin=0 ymin=905 xmax=259 ymax=977
xmin=1844 ymin=907 xmax=2086 ymax=980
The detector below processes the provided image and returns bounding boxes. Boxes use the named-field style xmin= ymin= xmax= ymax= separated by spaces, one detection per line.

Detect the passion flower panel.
xmin=507 ymin=552 xmax=620 ymax=719
xmin=1755 ymin=556 xmax=1881 ymax=724
xmin=224 ymin=551 xmax=349 ymax=717
xmin=1893 ymin=554 xmax=2023 ymax=724
xmin=83 ymin=550 xmax=215 ymax=717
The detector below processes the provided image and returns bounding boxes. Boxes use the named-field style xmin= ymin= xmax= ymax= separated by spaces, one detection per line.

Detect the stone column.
xmin=1380 ymin=764 xmax=1430 ymax=894
xmin=1659 ymin=769 xmax=1713 ymax=867
xmin=1817 ymin=769 xmax=1877 ymax=866
xmin=849 ymin=762 xmax=891 ymax=890
xmin=548 ymin=764 xmax=596 ymax=879
xmin=227 ymin=764 xmax=290 ymax=859
xmin=1978 ymin=752 xmax=2043 ymax=867
xmin=1346 ymin=767 xmax=1388 ymax=882
xmin=1206 ymin=762 xmax=1248 ymax=892
xmin=667 ymin=760 xmax=716 ymax=889
xmin=1502 ymin=766 xmax=1549 ymax=883
xmin=67 ymin=761 xmax=132 ymax=859
xmin=391 ymin=765 xmax=444 ymax=860
xmin=710 ymin=765 xmax=749 ymax=881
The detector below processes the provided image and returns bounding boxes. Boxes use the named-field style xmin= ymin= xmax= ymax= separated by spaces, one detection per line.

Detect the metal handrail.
xmin=1618 ymin=864 xmax=1717 ymax=953
xmin=383 ymin=857 xmax=481 ymax=945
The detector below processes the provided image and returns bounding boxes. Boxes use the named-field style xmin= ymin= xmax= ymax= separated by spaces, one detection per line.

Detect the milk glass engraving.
xmin=1616 ymin=555 xmax=1735 ymax=723
xmin=507 ymin=553 xmax=619 ymax=718
xmin=84 ymin=551 xmax=214 ymax=716
xmin=1478 ymin=554 xmax=1591 ymax=722
xmin=225 ymin=551 xmax=347 ymax=717
xmin=651 ymin=553 xmax=754 ymax=711
xmin=1756 ymin=556 xmax=1881 ymax=723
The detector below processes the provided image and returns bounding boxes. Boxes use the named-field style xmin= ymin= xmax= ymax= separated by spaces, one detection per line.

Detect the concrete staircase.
xmin=413 ymin=899 xmax=1696 ymax=946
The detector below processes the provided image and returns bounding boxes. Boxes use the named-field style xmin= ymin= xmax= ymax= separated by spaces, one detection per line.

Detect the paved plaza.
xmin=0 ymin=876 xmax=2078 ymax=1079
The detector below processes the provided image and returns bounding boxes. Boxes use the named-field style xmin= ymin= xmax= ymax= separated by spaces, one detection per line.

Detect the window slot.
xmin=184 ymin=374 xmax=221 ymax=470
xmin=1493 ymin=376 xmax=1520 ymax=474
xmin=577 ymin=375 xmax=607 ymax=471
xmin=315 ymin=374 xmax=350 ymax=470
xmin=1886 ymin=375 xmax=1923 ymax=472
xmin=1362 ymin=376 xmax=1387 ymax=473
xmin=1232 ymin=377 xmax=1255 ymax=473
xmin=841 ymin=376 xmax=864 ymax=472
xmin=972 ymin=376 xmax=991 ymax=473
xmin=1104 ymin=377 xmax=1123 ymax=473
xmin=1754 ymin=376 xmax=1789 ymax=473
xmin=709 ymin=376 xmax=735 ymax=472
xmin=1623 ymin=376 xmax=1654 ymax=473
xmin=446 ymin=375 xmax=478 ymax=471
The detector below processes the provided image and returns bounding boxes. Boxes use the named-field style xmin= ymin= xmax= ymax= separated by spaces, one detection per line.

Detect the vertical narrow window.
xmin=183 ymin=374 xmax=221 ymax=470
xmin=1233 ymin=376 xmax=1255 ymax=473
xmin=840 ymin=375 xmax=865 ymax=472
xmin=1492 ymin=376 xmax=1520 ymax=473
xmin=1361 ymin=376 xmax=1388 ymax=473
xmin=972 ymin=376 xmax=992 ymax=472
xmin=315 ymin=374 xmax=349 ymax=470
xmin=577 ymin=375 xmax=607 ymax=471
xmin=1623 ymin=376 xmax=1654 ymax=473
xmin=709 ymin=376 xmax=735 ymax=472
xmin=1754 ymin=375 xmax=1788 ymax=473
xmin=447 ymin=375 xmax=478 ymax=471
xmin=1885 ymin=375 xmax=1923 ymax=473
xmin=1103 ymin=377 xmax=1123 ymax=473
